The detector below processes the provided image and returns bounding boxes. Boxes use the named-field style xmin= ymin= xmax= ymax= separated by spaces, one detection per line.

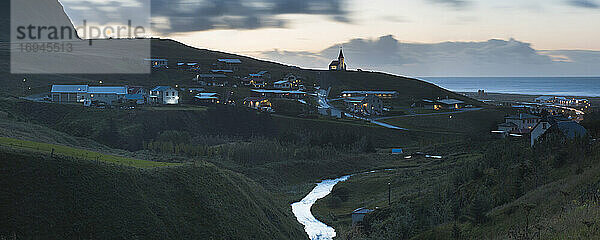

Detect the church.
xmin=329 ymin=48 xmax=347 ymax=71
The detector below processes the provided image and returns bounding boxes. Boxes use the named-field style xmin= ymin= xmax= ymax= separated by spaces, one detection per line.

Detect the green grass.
xmin=381 ymin=108 xmax=506 ymax=134
xmin=0 ymin=137 xmax=179 ymax=168
xmin=0 ymin=149 xmax=306 ymax=239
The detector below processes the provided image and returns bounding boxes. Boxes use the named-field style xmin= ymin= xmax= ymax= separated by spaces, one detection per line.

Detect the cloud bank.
xmin=257 ymin=35 xmax=600 ymax=77
xmin=150 ymin=0 xmax=348 ymax=33
xmin=568 ymin=0 xmax=600 ymax=8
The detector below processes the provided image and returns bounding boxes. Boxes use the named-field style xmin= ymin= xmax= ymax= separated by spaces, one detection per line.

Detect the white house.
xmin=273 ymin=80 xmax=292 ymax=89
xmin=504 ymin=114 xmax=541 ymax=133
xmin=150 ymin=86 xmax=179 ymax=105
xmin=530 ymin=121 xmax=552 ymax=146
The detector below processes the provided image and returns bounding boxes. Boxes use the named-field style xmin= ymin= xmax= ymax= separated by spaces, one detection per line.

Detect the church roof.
xmin=329 ymin=60 xmax=340 ymax=66
xmin=338 ymin=48 xmax=344 ymax=59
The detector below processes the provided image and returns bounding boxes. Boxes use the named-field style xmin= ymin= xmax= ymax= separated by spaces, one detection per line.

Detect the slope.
xmin=0 ymin=148 xmax=306 ymax=239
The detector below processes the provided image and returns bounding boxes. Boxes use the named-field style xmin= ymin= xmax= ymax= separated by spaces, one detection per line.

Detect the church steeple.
xmin=338 ymin=47 xmax=344 ymax=60
xmin=329 ymin=46 xmax=347 ymax=71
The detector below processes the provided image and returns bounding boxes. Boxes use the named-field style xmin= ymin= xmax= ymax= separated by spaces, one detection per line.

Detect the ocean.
xmin=420 ymin=77 xmax=600 ymax=97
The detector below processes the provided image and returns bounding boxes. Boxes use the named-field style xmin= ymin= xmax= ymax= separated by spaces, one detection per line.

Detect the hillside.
xmin=0 ymin=1 xmax=476 ymax=108
xmin=0 ymin=148 xmax=306 ymax=239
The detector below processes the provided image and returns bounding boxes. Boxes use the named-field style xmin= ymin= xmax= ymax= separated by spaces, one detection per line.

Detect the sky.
xmin=59 ymin=0 xmax=600 ymax=76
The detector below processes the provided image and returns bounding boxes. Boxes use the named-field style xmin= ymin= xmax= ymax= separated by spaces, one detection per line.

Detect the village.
xmin=38 ymin=47 xmax=593 ymax=152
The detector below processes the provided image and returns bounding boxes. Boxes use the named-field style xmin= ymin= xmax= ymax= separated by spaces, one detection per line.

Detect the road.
xmin=315 ymin=91 xmax=483 ymax=131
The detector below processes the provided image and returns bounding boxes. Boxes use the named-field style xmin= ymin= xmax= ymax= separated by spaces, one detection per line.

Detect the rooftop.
xmin=555 ymin=121 xmax=587 ymax=139
xmin=217 ymin=59 xmax=241 ymax=64
xmin=252 ymin=89 xmax=306 ymax=94
xmin=195 ymin=93 xmax=219 ymax=100
xmin=353 ymin=208 xmax=374 ymax=214
xmin=125 ymin=94 xmax=144 ymax=100
xmin=437 ymin=99 xmax=464 ymax=105
xmin=274 ymin=80 xmax=290 ymax=84
xmin=506 ymin=113 xmax=540 ymax=120
xmin=51 ymin=85 xmax=89 ymax=93
xmin=198 ymin=74 xmax=228 ymax=78
xmin=211 ymin=70 xmax=234 ymax=73
xmin=88 ymin=86 xmax=127 ymax=95
xmin=342 ymin=91 xmax=398 ymax=95
xmin=151 ymin=86 xmax=175 ymax=92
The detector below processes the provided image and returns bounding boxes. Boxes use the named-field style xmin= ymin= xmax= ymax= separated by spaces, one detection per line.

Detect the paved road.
xmin=316 ymin=92 xmax=483 ymax=131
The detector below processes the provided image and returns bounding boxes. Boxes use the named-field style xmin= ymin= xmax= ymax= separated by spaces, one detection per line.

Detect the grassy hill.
xmin=0 ymin=148 xmax=306 ymax=239
xmin=311 ymin=114 xmax=600 ymax=239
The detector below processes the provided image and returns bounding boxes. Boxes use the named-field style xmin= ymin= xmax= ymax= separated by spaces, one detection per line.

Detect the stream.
xmin=291 ymin=175 xmax=351 ymax=240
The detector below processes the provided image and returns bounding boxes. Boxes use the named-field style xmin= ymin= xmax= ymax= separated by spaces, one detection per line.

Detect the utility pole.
xmin=388 ymin=182 xmax=391 ymax=206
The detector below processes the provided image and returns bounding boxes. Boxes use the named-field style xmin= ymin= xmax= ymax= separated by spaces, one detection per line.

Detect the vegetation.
xmin=313 ymin=115 xmax=600 ymax=239
xmin=0 ymin=149 xmax=306 ymax=239
xmin=0 ymin=137 xmax=179 ymax=168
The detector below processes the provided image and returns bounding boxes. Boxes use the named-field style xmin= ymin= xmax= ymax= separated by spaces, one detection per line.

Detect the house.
xmin=211 ymin=69 xmax=234 ymax=74
xmin=254 ymin=71 xmax=272 ymax=81
xmin=329 ymin=48 xmax=347 ymax=71
xmin=145 ymin=58 xmax=168 ymax=68
xmin=128 ymin=86 xmax=147 ymax=95
xmin=341 ymin=91 xmax=399 ymax=99
xmin=51 ymin=85 xmax=89 ymax=103
xmin=503 ymin=114 xmax=541 ymax=134
xmin=51 ymin=85 xmax=128 ymax=105
xmin=125 ymin=94 xmax=145 ymax=105
xmin=422 ymin=99 xmax=465 ymax=110
xmin=87 ymin=86 xmax=128 ymax=105
xmin=176 ymin=62 xmax=200 ymax=71
xmin=186 ymin=87 xmax=205 ymax=93
xmin=497 ymin=122 xmax=518 ymax=133
xmin=217 ymin=59 xmax=241 ymax=71
xmin=273 ymin=80 xmax=292 ymax=89
xmin=243 ymin=76 xmax=267 ymax=88
xmin=345 ymin=95 xmax=384 ymax=116
xmin=283 ymin=74 xmax=302 ymax=88
xmin=352 ymin=208 xmax=374 ymax=226
xmin=391 ymin=149 xmax=403 ymax=155
xmin=251 ymin=89 xmax=307 ymax=99
xmin=243 ymin=97 xmax=272 ymax=110
xmin=149 ymin=86 xmax=179 ymax=105
xmin=531 ymin=116 xmax=587 ymax=146
xmin=436 ymin=99 xmax=465 ymax=110
xmin=534 ymin=96 xmax=591 ymax=108
xmin=194 ymin=93 xmax=220 ymax=104
xmin=197 ymin=74 xmax=229 ymax=87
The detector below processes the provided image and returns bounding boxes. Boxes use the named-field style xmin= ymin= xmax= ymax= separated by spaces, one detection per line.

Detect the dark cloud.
xmin=258 ymin=35 xmax=600 ymax=76
xmin=60 ymin=0 xmax=349 ymax=34
xmin=150 ymin=0 xmax=349 ymax=33
xmin=568 ymin=0 xmax=600 ymax=8
xmin=427 ymin=0 xmax=471 ymax=9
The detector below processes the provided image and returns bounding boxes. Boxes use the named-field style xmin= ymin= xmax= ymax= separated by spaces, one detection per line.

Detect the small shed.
xmin=352 ymin=208 xmax=374 ymax=225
